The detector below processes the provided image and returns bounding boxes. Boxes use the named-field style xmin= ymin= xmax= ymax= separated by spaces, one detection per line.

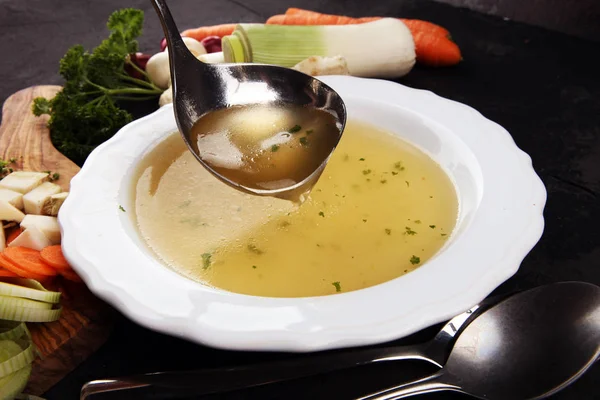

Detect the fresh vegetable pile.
xmin=0 ymin=170 xmax=77 ymax=282
xmin=0 ymin=165 xmax=73 ymax=398
xmin=33 ymin=6 xmax=462 ymax=167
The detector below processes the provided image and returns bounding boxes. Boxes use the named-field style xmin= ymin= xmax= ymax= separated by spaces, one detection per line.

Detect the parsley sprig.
xmin=32 ymin=9 xmax=161 ymax=166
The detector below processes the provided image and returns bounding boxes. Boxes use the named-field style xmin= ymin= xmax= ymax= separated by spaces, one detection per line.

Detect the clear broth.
xmin=188 ymin=104 xmax=341 ymax=192
xmin=133 ymin=120 xmax=459 ymax=297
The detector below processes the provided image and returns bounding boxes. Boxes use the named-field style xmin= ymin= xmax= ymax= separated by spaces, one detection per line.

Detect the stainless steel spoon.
xmin=150 ymin=0 xmax=347 ymax=200
xmin=79 ymin=294 xmax=506 ymax=399
xmin=359 ymin=281 xmax=600 ymax=400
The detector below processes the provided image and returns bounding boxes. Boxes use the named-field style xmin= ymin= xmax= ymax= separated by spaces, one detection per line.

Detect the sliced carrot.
xmin=0 ymin=254 xmax=48 ymax=281
xmin=6 ymin=227 xmax=23 ymax=245
xmin=40 ymin=245 xmax=71 ymax=271
xmin=0 ymin=268 xmax=18 ymax=277
xmin=59 ymin=269 xmax=83 ymax=283
xmin=181 ymin=23 xmax=237 ymax=43
xmin=2 ymin=247 xmax=58 ymax=277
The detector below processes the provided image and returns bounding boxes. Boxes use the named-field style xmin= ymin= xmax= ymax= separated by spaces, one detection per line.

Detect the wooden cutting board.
xmin=0 ymin=85 xmax=115 ymax=396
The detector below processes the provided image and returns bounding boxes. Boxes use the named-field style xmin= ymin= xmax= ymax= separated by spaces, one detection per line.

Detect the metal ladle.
xmin=150 ymin=0 xmax=347 ymax=200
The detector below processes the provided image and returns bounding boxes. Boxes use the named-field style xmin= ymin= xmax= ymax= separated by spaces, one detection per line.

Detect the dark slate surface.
xmin=0 ymin=0 xmax=599 ymax=399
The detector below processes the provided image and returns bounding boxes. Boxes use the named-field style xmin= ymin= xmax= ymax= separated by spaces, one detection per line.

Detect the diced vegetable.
xmin=41 ymin=192 xmax=68 ymax=217
xmin=221 ymin=19 xmax=416 ymax=78
xmin=0 ymin=190 xmax=23 ymax=211
xmin=19 ymin=215 xmax=60 ymax=245
xmin=292 ymin=55 xmax=350 ymax=76
xmin=5 ymin=228 xmax=22 ymax=247
xmin=0 ymin=172 xmax=48 ymax=195
xmin=0 ymin=202 xmax=25 ymax=224
xmin=7 ymin=226 xmax=52 ymax=251
xmin=197 ymin=52 xmax=225 ymax=64
xmin=22 ymin=182 xmax=61 ymax=215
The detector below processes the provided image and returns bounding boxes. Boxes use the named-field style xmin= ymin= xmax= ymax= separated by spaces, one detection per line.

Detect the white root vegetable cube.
xmin=0 ymin=200 xmax=25 ymax=223
xmin=23 ymin=182 xmax=62 ymax=215
xmin=0 ymin=171 xmax=48 ymax=194
xmin=8 ymin=225 xmax=51 ymax=251
xmin=20 ymin=214 xmax=61 ymax=245
xmin=0 ymin=225 xmax=5 ymax=252
xmin=42 ymin=192 xmax=69 ymax=216
xmin=0 ymin=188 xmax=23 ymax=210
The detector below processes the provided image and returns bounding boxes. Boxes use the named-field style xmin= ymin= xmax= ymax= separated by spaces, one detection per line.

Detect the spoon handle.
xmin=150 ymin=0 xmax=203 ymax=87
xmin=356 ymin=371 xmax=460 ymax=400
xmin=80 ymin=344 xmax=431 ymax=399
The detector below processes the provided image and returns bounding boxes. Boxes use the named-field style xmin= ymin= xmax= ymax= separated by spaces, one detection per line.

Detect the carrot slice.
xmin=40 ymin=246 xmax=71 ymax=271
xmin=0 ymin=254 xmax=48 ymax=281
xmin=5 ymin=227 xmax=23 ymax=245
xmin=59 ymin=269 xmax=83 ymax=283
xmin=2 ymin=247 xmax=58 ymax=277
xmin=0 ymin=268 xmax=18 ymax=277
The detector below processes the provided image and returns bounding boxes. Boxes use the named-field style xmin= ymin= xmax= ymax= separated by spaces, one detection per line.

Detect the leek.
xmin=0 ymin=280 xmax=60 ymax=304
xmin=0 ymin=304 xmax=62 ymax=323
xmin=222 ymin=19 xmax=416 ymax=78
xmin=0 ymin=364 xmax=31 ymax=400
xmin=0 ymin=296 xmax=52 ymax=311
xmin=0 ymin=340 xmax=34 ymax=379
xmin=0 ymin=323 xmax=26 ymax=341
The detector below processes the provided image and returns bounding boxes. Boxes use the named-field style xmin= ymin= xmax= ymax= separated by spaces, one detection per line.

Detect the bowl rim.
xmin=59 ymin=75 xmax=547 ymax=352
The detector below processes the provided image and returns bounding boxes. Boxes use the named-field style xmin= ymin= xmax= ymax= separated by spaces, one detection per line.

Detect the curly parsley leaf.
xmin=32 ymin=8 xmax=161 ymax=166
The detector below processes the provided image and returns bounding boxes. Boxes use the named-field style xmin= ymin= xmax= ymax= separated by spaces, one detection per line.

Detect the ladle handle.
xmin=357 ymin=371 xmax=460 ymax=400
xmin=150 ymin=0 xmax=204 ymax=86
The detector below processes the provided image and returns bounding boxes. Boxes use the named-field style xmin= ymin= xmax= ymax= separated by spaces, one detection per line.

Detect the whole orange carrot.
xmin=284 ymin=8 xmax=451 ymax=37
xmin=411 ymin=32 xmax=462 ymax=67
xmin=181 ymin=23 xmax=237 ymax=43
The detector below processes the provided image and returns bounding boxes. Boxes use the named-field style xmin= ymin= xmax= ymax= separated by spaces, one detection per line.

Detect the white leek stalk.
xmin=222 ymin=19 xmax=415 ymax=78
